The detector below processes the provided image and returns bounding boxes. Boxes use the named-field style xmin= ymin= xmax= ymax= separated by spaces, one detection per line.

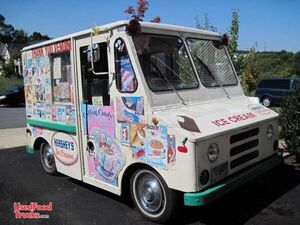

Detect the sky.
xmin=1 ymin=0 xmax=300 ymax=52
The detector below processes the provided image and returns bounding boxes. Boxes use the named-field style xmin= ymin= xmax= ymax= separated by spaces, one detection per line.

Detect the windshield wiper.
xmin=194 ymin=55 xmax=231 ymax=99
xmin=151 ymin=56 xmax=187 ymax=105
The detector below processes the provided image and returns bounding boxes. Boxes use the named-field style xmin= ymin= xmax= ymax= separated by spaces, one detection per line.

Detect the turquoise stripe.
xmin=27 ymin=119 xmax=76 ymax=134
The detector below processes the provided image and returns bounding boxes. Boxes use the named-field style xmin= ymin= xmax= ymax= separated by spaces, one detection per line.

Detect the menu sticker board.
xmin=53 ymin=105 xmax=66 ymax=122
xmin=130 ymin=124 xmax=168 ymax=169
xmin=167 ymin=135 xmax=176 ymax=169
xmin=53 ymin=57 xmax=62 ymax=79
xmin=120 ymin=56 xmax=135 ymax=92
xmin=81 ymin=103 xmax=115 ymax=137
xmin=116 ymin=96 xmax=144 ymax=123
xmin=145 ymin=125 xmax=168 ymax=169
xmin=130 ymin=123 xmax=147 ymax=161
xmin=121 ymin=123 xmax=130 ymax=146
xmin=92 ymin=96 xmax=103 ymax=106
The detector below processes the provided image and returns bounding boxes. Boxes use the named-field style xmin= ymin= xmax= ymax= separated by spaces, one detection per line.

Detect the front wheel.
xmin=40 ymin=142 xmax=58 ymax=175
xmin=130 ymin=168 xmax=178 ymax=223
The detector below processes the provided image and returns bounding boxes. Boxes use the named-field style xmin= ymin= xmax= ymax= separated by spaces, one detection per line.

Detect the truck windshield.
xmin=186 ymin=38 xmax=237 ymax=87
xmin=133 ymin=34 xmax=199 ymax=92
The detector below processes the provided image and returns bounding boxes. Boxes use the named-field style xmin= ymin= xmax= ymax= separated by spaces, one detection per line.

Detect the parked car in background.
xmin=0 ymin=84 xmax=25 ymax=106
xmin=255 ymin=77 xmax=300 ymax=107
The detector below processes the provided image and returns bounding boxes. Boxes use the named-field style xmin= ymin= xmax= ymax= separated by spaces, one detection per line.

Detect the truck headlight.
xmin=208 ymin=143 xmax=219 ymax=162
xmin=266 ymin=124 xmax=274 ymax=139
xmin=0 ymin=95 xmax=7 ymax=100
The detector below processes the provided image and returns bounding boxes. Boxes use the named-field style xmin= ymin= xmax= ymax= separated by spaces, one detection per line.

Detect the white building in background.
xmin=0 ymin=42 xmax=11 ymax=75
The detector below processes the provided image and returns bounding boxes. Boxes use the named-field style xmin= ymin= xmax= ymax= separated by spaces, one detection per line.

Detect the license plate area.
xmin=211 ymin=162 xmax=229 ymax=184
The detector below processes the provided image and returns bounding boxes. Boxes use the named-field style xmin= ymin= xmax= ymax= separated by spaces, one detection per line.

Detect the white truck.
xmin=22 ymin=19 xmax=282 ymax=223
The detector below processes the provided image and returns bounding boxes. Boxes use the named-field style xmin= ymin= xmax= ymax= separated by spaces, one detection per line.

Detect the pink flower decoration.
xmin=151 ymin=16 xmax=161 ymax=23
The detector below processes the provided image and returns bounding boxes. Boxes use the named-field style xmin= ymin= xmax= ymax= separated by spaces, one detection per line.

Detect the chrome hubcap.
xmin=263 ymin=98 xmax=270 ymax=107
xmin=43 ymin=145 xmax=54 ymax=169
xmin=136 ymin=174 xmax=163 ymax=213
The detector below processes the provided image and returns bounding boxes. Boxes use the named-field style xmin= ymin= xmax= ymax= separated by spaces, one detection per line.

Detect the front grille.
xmin=230 ymin=139 xmax=259 ymax=156
xmin=229 ymin=127 xmax=260 ymax=169
xmin=230 ymin=150 xmax=259 ymax=169
xmin=230 ymin=128 xmax=259 ymax=144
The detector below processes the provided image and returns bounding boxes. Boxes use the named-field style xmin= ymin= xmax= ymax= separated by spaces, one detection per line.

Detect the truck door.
xmin=75 ymin=34 xmax=125 ymax=194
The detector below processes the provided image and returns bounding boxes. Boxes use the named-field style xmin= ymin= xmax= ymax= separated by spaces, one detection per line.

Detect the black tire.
xmin=130 ymin=168 xmax=178 ymax=223
xmin=40 ymin=142 xmax=58 ymax=175
xmin=261 ymin=96 xmax=272 ymax=107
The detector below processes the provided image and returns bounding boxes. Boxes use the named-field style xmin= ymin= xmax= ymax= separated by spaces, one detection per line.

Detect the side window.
xmin=51 ymin=52 xmax=72 ymax=103
xmin=114 ymin=38 xmax=137 ymax=92
xmin=293 ymin=79 xmax=300 ymax=88
xmin=80 ymin=42 xmax=110 ymax=105
xmin=258 ymin=80 xmax=267 ymax=88
xmin=274 ymin=80 xmax=289 ymax=89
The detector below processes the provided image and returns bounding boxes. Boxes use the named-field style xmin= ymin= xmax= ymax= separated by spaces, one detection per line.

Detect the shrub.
xmin=0 ymin=58 xmax=18 ymax=78
xmin=280 ymin=85 xmax=300 ymax=155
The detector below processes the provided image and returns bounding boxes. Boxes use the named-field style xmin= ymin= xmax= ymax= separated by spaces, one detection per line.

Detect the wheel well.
xmin=33 ymin=137 xmax=48 ymax=151
xmin=121 ymin=163 xmax=154 ymax=198
xmin=261 ymin=94 xmax=272 ymax=100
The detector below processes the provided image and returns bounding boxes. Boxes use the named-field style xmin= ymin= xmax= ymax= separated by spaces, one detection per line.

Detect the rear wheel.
xmin=40 ymin=142 xmax=58 ymax=175
xmin=261 ymin=96 xmax=272 ymax=107
xmin=130 ymin=168 xmax=177 ymax=223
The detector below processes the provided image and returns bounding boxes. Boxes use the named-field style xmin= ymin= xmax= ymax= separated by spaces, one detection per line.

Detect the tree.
xmin=0 ymin=14 xmax=15 ymax=43
xmin=195 ymin=13 xmax=217 ymax=32
xmin=13 ymin=29 xmax=29 ymax=43
xmin=292 ymin=52 xmax=300 ymax=75
xmin=227 ymin=9 xmax=239 ymax=60
xmin=124 ymin=0 xmax=161 ymax=23
xmin=0 ymin=58 xmax=18 ymax=78
xmin=1 ymin=14 xmax=50 ymax=44
xmin=239 ymin=45 xmax=261 ymax=95
xmin=280 ymin=85 xmax=300 ymax=161
xmin=30 ymin=32 xmax=51 ymax=42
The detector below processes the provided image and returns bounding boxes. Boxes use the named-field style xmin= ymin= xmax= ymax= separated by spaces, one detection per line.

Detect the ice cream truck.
xmin=22 ymin=19 xmax=282 ymax=223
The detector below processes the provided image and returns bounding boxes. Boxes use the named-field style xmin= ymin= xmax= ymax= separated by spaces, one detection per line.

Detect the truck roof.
xmin=22 ymin=20 xmax=220 ymax=52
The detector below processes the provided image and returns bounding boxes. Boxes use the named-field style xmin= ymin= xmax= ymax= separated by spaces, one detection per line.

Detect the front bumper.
xmin=184 ymin=152 xmax=283 ymax=206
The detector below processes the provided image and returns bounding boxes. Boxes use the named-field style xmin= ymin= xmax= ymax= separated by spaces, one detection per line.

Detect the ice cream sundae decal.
xmin=88 ymin=128 xmax=125 ymax=186
xmin=130 ymin=124 xmax=169 ymax=169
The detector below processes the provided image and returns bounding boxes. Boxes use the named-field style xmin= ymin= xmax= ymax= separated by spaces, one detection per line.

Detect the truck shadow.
xmin=177 ymin=161 xmax=300 ymax=225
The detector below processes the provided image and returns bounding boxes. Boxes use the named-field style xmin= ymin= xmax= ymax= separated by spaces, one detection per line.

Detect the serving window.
xmin=51 ymin=52 xmax=73 ymax=103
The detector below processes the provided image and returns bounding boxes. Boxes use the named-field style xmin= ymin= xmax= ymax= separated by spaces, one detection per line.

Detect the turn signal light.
xmin=177 ymin=146 xmax=188 ymax=153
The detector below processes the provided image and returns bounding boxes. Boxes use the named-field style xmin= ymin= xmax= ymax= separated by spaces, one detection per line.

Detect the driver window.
xmin=114 ymin=38 xmax=137 ymax=92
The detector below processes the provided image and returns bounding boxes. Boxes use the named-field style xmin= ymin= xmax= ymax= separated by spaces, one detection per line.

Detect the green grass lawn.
xmin=0 ymin=76 xmax=23 ymax=92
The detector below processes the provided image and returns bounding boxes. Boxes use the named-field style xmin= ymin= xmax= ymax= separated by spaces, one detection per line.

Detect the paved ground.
xmin=1 ymin=146 xmax=300 ymax=225
xmin=0 ymin=127 xmax=27 ymax=149
xmin=0 ymin=106 xmax=26 ymax=129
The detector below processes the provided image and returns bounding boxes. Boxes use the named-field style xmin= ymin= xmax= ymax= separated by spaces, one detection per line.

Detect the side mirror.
xmin=221 ymin=34 xmax=229 ymax=46
xmin=87 ymin=44 xmax=100 ymax=63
